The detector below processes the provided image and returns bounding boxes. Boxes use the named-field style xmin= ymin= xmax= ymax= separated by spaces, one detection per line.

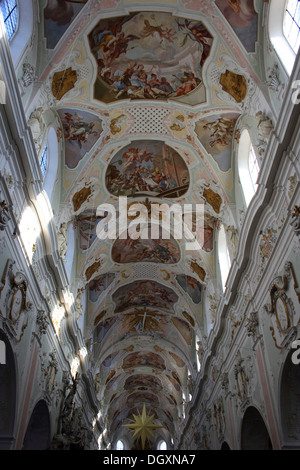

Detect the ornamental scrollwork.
xmin=0 ymin=259 xmax=33 ymax=342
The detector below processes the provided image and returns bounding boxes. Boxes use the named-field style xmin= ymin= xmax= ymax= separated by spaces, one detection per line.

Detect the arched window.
xmin=238 ymin=129 xmax=260 ymax=207
xmin=116 ymin=439 xmax=124 ymax=450
xmin=248 ymin=144 xmax=259 ymax=192
xmin=42 ymin=127 xmax=59 ymax=201
xmin=269 ymin=0 xmax=299 ymax=75
xmin=218 ymin=225 xmax=231 ymax=291
xmin=157 ymin=440 xmax=167 ymax=450
xmin=65 ymin=224 xmax=75 ymax=281
xmin=0 ymin=0 xmax=18 ymax=41
xmin=283 ymin=0 xmax=300 ymax=54
xmin=1 ymin=0 xmax=33 ymax=68
xmin=39 ymin=144 xmax=48 ymax=180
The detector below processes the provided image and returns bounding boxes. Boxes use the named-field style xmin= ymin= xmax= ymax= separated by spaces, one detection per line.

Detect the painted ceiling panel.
xmin=112 ymin=280 xmax=179 ymax=313
xmin=105 ymin=140 xmax=190 ymax=198
xmin=88 ymin=12 xmax=213 ymax=104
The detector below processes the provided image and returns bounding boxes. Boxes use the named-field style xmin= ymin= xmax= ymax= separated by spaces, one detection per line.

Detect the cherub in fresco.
xmin=121 ymin=147 xmax=153 ymax=171
xmin=176 ymin=19 xmax=213 ymax=67
xmin=203 ymin=117 xmax=235 ymax=147
xmin=100 ymin=32 xmax=140 ymax=67
xmin=140 ymin=19 xmax=176 ymax=43
xmin=63 ymin=112 xmax=99 ymax=147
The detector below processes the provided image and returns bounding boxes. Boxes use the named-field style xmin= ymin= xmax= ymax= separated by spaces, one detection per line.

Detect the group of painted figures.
xmin=89 ymin=14 xmax=213 ymax=101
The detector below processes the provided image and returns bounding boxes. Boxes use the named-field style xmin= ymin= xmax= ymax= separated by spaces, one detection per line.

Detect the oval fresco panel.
xmin=112 ymin=280 xmax=178 ymax=313
xmin=88 ymin=12 xmax=213 ymax=104
xmin=106 ymin=140 xmax=189 ymax=198
xmin=112 ymin=233 xmax=181 ymax=264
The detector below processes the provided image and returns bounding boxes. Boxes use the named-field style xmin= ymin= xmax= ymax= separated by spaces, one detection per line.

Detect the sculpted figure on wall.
xmin=57 ymin=222 xmax=68 ymax=258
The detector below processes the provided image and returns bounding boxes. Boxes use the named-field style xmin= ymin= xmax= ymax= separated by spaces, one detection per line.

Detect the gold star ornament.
xmin=123 ymin=404 xmax=163 ymax=449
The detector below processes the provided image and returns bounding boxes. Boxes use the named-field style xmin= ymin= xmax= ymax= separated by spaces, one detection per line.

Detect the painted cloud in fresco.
xmin=57 ymin=108 xmax=102 ymax=169
xmin=215 ymin=0 xmax=258 ymax=52
xmin=88 ymin=12 xmax=213 ymax=104
xmin=106 ymin=140 xmax=189 ymax=198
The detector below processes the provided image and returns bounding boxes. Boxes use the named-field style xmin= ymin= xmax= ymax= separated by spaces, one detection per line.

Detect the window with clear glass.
xmin=218 ymin=225 xmax=231 ymax=291
xmin=238 ymin=129 xmax=260 ymax=207
xmin=157 ymin=440 xmax=167 ymax=450
xmin=40 ymin=144 xmax=48 ymax=179
xmin=0 ymin=0 xmax=18 ymax=41
xmin=116 ymin=440 xmax=124 ymax=450
xmin=248 ymin=144 xmax=259 ymax=192
xmin=283 ymin=0 xmax=300 ymax=54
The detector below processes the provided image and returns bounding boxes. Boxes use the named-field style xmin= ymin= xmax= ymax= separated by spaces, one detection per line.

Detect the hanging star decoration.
xmin=123 ymin=404 xmax=163 ymax=450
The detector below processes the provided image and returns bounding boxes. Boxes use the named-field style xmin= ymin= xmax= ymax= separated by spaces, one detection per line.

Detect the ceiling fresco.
xmin=175 ymin=275 xmax=202 ymax=304
xmin=112 ymin=280 xmax=179 ymax=313
xmin=123 ymin=351 xmax=167 ymax=371
xmin=215 ymin=0 xmax=258 ymax=52
xmin=88 ymin=12 xmax=213 ymax=104
xmin=44 ymin=0 xmax=88 ymax=49
xmin=111 ymin=233 xmax=181 ymax=264
xmin=105 ymin=140 xmax=190 ymax=198
xmin=194 ymin=113 xmax=240 ymax=172
xmin=30 ymin=0 xmax=270 ymax=446
xmin=56 ymin=108 xmax=103 ymax=169
xmin=88 ymin=273 xmax=116 ymax=302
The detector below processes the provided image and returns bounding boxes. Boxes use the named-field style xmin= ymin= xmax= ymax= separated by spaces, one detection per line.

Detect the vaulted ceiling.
xmin=26 ymin=0 xmax=272 ymax=446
